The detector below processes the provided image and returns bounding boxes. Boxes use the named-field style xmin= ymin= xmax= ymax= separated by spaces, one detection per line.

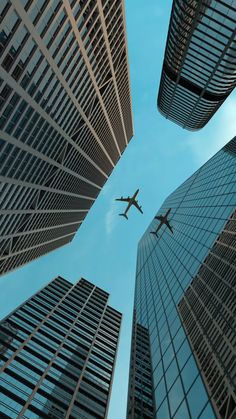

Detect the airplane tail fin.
xmin=119 ymin=213 xmax=128 ymax=220
xmin=150 ymin=231 xmax=158 ymax=237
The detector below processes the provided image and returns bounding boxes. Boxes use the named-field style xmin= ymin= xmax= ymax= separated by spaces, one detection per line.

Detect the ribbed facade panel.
xmin=0 ymin=276 xmax=122 ymax=418
xmin=178 ymin=211 xmax=236 ymax=419
xmin=0 ymin=0 xmax=133 ymax=275
xmin=157 ymin=0 xmax=236 ymax=130
xmin=0 ymin=236 xmax=73 ymax=277
xmin=178 ymin=209 xmax=236 ymax=419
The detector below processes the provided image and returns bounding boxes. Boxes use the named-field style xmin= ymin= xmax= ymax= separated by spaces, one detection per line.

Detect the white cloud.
xmin=105 ymin=198 xmax=118 ymax=235
xmin=186 ymin=97 xmax=236 ymax=165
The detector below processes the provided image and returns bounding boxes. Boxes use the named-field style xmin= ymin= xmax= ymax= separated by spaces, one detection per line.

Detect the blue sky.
xmin=1 ymin=1 xmax=236 ymax=418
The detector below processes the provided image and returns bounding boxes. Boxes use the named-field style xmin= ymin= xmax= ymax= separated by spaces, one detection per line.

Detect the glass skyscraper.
xmin=127 ymin=313 xmax=156 ymax=418
xmin=127 ymin=136 xmax=236 ymax=418
xmin=0 ymin=0 xmax=133 ymax=275
xmin=0 ymin=276 xmax=122 ymax=418
xmin=158 ymin=0 xmax=236 ymax=130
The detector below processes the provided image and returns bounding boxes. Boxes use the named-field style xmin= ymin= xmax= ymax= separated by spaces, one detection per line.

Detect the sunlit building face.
xmin=0 ymin=0 xmax=133 ymax=275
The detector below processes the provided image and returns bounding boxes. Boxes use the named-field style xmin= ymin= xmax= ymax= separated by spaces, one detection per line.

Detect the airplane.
xmin=150 ymin=208 xmax=173 ymax=237
xmin=115 ymin=189 xmax=143 ymax=219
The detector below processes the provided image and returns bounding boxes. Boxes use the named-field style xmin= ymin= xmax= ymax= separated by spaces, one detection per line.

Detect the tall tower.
xmin=127 ymin=137 xmax=236 ymax=418
xmin=127 ymin=312 xmax=156 ymax=418
xmin=0 ymin=276 xmax=122 ymax=418
xmin=0 ymin=0 xmax=133 ymax=275
xmin=158 ymin=1 xmax=236 ymax=130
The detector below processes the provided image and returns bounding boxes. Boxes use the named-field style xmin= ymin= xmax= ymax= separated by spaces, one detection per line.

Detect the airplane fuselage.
xmin=124 ymin=189 xmax=139 ymax=215
xmin=152 ymin=210 xmax=173 ymax=235
xmin=117 ymin=189 xmax=142 ymax=219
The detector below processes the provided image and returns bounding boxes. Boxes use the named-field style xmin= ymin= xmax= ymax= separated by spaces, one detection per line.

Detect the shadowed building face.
xmin=127 ymin=137 xmax=236 ymax=418
xmin=0 ymin=276 xmax=122 ymax=418
xmin=158 ymin=0 xmax=236 ymax=130
xmin=178 ymin=208 xmax=236 ymax=419
xmin=126 ymin=313 xmax=156 ymax=418
xmin=0 ymin=0 xmax=133 ymax=276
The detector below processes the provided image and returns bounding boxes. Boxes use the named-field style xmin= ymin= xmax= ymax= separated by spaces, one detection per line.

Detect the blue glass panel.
xmin=176 ymin=338 xmax=191 ymax=369
xmin=173 ymin=400 xmax=190 ymax=419
xmin=168 ymin=377 xmax=184 ymax=417
xmin=153 ymin=361 xmax=163 ymax=389
xmin=156 ymin=397 xmax=169 ymax=419
xmin=163 ymin=344 xmax=175 ymax=371
xmin=166 ymin=358 xmax=179 ymax=390
xmin=181 ymin=355 xmax=199 ymax=393
xmin=154 ymin=376 xmax=166 ymax=406
xmin=187 ymin=376 xmax=208 ymax=418
xmin=199 ymin=401 xmax=216 ymax=419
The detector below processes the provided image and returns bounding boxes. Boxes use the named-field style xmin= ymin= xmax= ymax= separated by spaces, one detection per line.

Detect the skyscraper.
xmin=127 ymin=136 xmax=236 ymax=418
xmin=0 ymin=276 xmax=122 ymax=418
xmin=127 ymin=312 xmax=156 ymax=418
xmin=157 ymin=1 xmax=236 ymax=130
xmin=178 ymin=208 xmax=236 ymax=419
xmin=0 ymin=0 xmax=133 ymax=275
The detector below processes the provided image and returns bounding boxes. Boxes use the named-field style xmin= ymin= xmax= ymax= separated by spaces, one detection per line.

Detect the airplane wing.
xmin=115 ymin=197 xmax=130 ymax=202
xmin=166 ymin=208 xmax=171 ymax=216
xmin=133 ymin=200 xmax=143 ymax=214
xmin=166 ymin=220 xmax=173 ymax=234
xmin=151 ymin=223 xmax=162 ymax=236
xmin=155 ymin=223 xmax=162 ymax=234
xmin=155 ymin=215 xmax=162 ymax=221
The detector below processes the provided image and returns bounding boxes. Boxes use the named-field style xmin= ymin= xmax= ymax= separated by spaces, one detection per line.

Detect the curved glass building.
xmin=158 ymin=0 xmax=236 ymax=130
